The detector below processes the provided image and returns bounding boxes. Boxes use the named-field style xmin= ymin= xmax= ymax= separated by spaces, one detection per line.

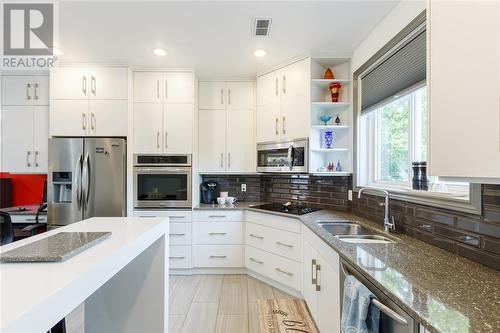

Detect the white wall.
xmin=351 ymin=1 xmax=426 ymax=72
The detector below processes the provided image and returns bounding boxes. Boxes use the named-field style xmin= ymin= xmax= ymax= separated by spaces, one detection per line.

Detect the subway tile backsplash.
xmin=199 ymin=174 xmax=500 ymax=270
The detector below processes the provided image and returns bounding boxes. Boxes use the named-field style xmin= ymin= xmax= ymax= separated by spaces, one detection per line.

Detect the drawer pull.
xmin=209 ymin=232 xmax=227 ymax=236
xmin=250 ymin=257 xmax=263 ymax=264
xmin=276 ymin=241 xmax=293 ymax=248
xmin=169 ymin=233 xmax=186 ymax=236
xmin=275 ymin=267 xmax=293 ymax=276
xmin=169 ymin=216 xmax=186 ymax=219
xmin=249 ymin=234 xmax=264 ymax=240
xmin=209 ymin=255 xmax=227 ymax=259
xmin=208 ymin=215 xmax=227 ymax=218
xmin=169 ymin=256 xmax=185 ymax=260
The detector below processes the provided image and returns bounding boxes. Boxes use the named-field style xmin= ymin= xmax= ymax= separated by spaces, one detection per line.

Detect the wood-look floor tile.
xmin=169 ymin=275 xmax=201 ymax=315
xmin=215 ymin=314 xmax=249 ymax=333
xmin=169 ymin=315 xmax=185 ymax=333
xmin=218 ymin=275 xmax=248 ymax=314
xmin=181 ymin=302 xmax=219 ymax=333
xmin=247 ymin=276 xmax=274 ymax=302
xmin=247 ymin=302 xmax=261 ymax=333
xmin=193 ymin=275 xmax=224 ymax=303
xmin=272 ymin=287 xmax=296 ymax=300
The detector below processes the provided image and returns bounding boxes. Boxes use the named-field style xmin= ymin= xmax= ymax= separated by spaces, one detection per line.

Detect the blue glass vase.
xmin=324 ymin=130 xmax=333 ymax=148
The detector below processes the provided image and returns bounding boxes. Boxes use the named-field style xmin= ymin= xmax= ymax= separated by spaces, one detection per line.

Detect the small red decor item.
xmin=323 ymin=68 xmax=334 ymax=79
xmin=329 ymin=82 xmax=342 ymax=102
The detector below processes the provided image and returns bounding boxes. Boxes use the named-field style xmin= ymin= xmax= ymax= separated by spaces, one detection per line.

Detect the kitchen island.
xmin=0 ymin=217 xmax=169 ymax=333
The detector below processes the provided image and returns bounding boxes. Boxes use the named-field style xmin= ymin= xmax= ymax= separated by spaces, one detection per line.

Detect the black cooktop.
xmin=254 ymin=203 xmax=320 ymax=216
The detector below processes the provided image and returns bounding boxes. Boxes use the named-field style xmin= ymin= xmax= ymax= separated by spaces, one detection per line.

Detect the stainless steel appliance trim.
xmin=256 ymin=138 xmax=309 ymax=173
xmin=133 ymin=154 xmax=192 ymax=167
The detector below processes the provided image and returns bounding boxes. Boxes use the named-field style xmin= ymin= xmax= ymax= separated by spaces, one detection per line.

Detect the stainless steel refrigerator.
xmin=48 ymin=138 xmax=126 ymax=226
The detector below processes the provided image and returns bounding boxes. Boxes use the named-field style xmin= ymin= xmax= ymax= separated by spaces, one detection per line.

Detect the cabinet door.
xmin=33 ymin=75 xmax=50 ymax=106
xmin=317 ymin=257 xmax=341 ymax=333
xmin=256 ymin=103 xmax=280 ymax=143
xmin=133 ymin=72 xmax=163 ymax=103
xmin=33 ymin=106 xmax=49 ymax=172
xmin=227 ymin=81 xmax=254 ymax=110
xmin=89 ymin=100 xmax=128 ymax=136
xmin=165 ymin=72 xmax=193 ymax=104
xmin=302 ymin=239 xmax=319 ymax=324
xmin=227 ymin=108 xmax=254 ymax=172
xmin=133 ymin=103 xmax=163 ymax=153
xmin=1 ymin=106 xmax=33 ymax=172
xmin=281 ymin=59 xmax=309 ymax=140
xmin=198 ymin=109 xmax=226 ymax=172
xmin=88 ymin=67 xmax=128 ymax=100
xmin=50 ymin=67 xmax=88 ymax=99
xmin=50 ymin=100 xmax=89 ymax=136
xmin=429 ymin=1 xmax=500 ymax=178
xmin=1 ymin=75 xmax=33 ymax=106
xmin=199 ymin=81 xmax=226 ymax=109
xmin=164 ymin=104 xmax=193 ymax=153
xmin=257 ymin=71 xmax=280 ymax=106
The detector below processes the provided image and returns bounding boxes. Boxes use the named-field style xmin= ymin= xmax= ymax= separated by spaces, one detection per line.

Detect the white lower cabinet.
xmin=193 ymin=222 xmax=243 ymax=245
xmin=193 ymin=245 xmax=243 ymax=267
xmin=169 ymin=245 xmax=192 ymax=269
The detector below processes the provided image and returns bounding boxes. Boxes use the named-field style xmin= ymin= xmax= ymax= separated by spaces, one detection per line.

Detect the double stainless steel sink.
xmin=317 ymin=220 xmax=394 ymax=244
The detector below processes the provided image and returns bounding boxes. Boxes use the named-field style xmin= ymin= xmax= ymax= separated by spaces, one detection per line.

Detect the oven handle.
xmin=134 ymin=167 xmax=191 ymax=173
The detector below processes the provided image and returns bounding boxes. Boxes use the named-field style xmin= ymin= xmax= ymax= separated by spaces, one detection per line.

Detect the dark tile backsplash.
xmin=199 ymin=174 xmax=500 ymax=270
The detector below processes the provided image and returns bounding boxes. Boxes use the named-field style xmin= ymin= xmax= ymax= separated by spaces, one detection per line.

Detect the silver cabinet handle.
xmin=165 ymin=132 xmax=168 ymax=149
xmin=315 ymin=264 xmax=321 ymax=291
xmin=157 ymin=132 xmax=160 ymax=148
xmin=90 ymin=112 xmax=96 ymax=130
xmin=283 ymin=75 xmax=286 ymax=94
xmin=209 ymin=232 xmax=227 ymax=236
xmin=82 ymin=76 xmax=87 ymax=95
xmin=220 ymin=153 xmax=224 ymax=169
xmin=311 ymin=259 xmax=317 ymax=285
xmin=250 ymin=258 xmax=263 ymax=264
xmin=282 ymin=116 xmax=286 ymax=135
xmin=209 ymin=255 xmax=227 ymax=259
xmin=208 ymin=215 xmax=226 ymax=218
xmin=157 ymin=80 xmax=160 ymax=99
xmin=228 ymin=152 xmax=231 ymax=169
xmin=34 ymin=151 xmax=39 ymax=167
xmin=91 ymin=76 xmax=96 ymax=95
xmin=26 ymin=83 xmax=31 ymax=100
xmin=82 ymin=113 xmax=87 ymax=130
xmin=221 ymin=89 xmax=224 ymax=104
xmin=276 ymin=241 xmax=293 ymax=248
xmin=249 ymin=234 xmax=263 ymax=240
xmin=165 ymin=80 xmax=168 ymax=99
xmin=169 ymin=256 xmax=185 ymax=260
xmin=275 ymin=117 xmax=279 ymax=135
xmin=26 ymin=151 xmax=31 ymax=167
xmin=169 ymin=216 xmax=186 ymax=219
xmin=275 ymin=267 xmax=293 ymax=276
xmin=34 ymin=83 xmax=39 ymax=100
xmin=228 ymin=88 xmax=231 ymax=105
xmin=275 ymin=77 xmax=279 ymax=96
xmin=169 ymin=233 xmax=186 ymax=236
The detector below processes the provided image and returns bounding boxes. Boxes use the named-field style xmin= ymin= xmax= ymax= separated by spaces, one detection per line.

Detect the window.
xmin=359 ymin=84 xmax=470 ymax=199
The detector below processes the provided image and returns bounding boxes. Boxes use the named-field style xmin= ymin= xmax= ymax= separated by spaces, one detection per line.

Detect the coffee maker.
xmin=201 ymin=181 xmax=218 ymax=204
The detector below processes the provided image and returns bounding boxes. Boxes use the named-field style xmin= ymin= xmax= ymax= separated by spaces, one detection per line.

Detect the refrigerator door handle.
xmin=75 ymin=153 xmax=83 ymax=210
xmin=82 ymin=153 xmax=91 ymax=208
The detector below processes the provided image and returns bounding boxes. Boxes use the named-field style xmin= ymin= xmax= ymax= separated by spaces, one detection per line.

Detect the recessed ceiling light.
xmin=153 ymin=48 xmax=168 ymax=56
xmin=253 ymin=49 xmax=267 ymax=57
xmin=52 ymin=47 xmax=64 ymax=56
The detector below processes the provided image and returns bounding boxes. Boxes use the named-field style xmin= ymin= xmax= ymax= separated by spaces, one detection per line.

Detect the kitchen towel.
xmin=341 ymin=275 xmax=380 ymax=333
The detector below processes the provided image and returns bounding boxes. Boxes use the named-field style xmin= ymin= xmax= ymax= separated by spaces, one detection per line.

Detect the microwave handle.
xmin=287 ymin=144 xmax=294 ymax=171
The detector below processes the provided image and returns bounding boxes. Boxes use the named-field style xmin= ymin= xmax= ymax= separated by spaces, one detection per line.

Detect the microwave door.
xmin=287 ymin=144 xmax=294 ymax=171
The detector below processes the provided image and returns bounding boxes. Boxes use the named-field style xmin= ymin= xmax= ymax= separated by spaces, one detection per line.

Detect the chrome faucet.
xmin=358 ymin=188 xmax=395 ymax=233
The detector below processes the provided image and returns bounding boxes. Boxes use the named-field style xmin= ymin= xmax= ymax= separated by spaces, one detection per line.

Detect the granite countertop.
xmin=2 ymin=205 xmax=46 ymax=215
xmin=199 ymin=204 xmax=500 ymax=333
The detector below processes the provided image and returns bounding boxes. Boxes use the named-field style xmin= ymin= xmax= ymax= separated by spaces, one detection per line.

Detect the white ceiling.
xmin=57 ymin=1 xmax=399 ymax=78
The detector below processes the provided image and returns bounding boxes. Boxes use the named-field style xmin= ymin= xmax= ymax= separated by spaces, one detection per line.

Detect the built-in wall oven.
xmin=133 ymin=154 xmax=192 ymax=208
xmin=256 ymin=139 xmax=308 ymax=173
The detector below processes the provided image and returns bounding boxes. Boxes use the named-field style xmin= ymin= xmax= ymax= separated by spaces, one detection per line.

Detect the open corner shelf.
xmin=311 ymin=125 xmax=349 ymax=130
xmin=311 ymin=148 xmax=349 ymax=152
xmin=311 ymin=102 xmax=351 ymax=110
xmin=311 ymin=79 xmax=351 ymax=85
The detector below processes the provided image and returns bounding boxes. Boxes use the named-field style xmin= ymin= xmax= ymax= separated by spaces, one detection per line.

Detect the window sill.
xmin=354 ymin=184 xmax=481 ymax=215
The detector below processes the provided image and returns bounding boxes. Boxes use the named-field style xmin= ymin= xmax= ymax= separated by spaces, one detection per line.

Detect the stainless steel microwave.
xmin=133 ymin=154 xmax=192 ymax=208
xmin=257 ymin=139 xmax=308 ymax=173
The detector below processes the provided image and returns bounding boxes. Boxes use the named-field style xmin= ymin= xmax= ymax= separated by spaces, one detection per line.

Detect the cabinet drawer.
xmin=193 ymin=222 xmax=242 ymax=245
xmin=245 ymin=245 xmax=302 ymax=291
xmin=134 ymin=210 xmax=192 ymax=223
xmin=169 ymin=245 xmax=192 ymax=269
xmin=194 ymin=210 xmax=242 ymax=222
xmin=246 ymin=222 xmax=301 ymax=262
xmin=246 ymin=211 xmax=301 ymax=233
xmin=169 ymin=223 xmax=191 ymax=245
xmin=193 ymin=245 xmax=243 ymax=267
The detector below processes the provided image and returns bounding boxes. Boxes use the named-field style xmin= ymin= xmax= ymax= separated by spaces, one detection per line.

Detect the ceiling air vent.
xmin=253 ymin=18 xmax=272 ymax=37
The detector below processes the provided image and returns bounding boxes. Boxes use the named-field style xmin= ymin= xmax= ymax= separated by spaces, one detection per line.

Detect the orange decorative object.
xmin=323 ymin=68 xmax=334 ymax=79
xmin=329 ymin=82 xmax=341 ymax=102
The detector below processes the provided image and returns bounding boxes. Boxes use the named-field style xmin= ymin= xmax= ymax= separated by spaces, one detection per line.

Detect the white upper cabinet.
xmin=198 ymin=80 xmax=255 ymax=172
xmin=50 ymin=66 xmax=128 ymax=137
xmin=1 ymin=75 xmax=49 ymax=106
xmin=428 ymin=1 xmax=500 ymax=179
xmin=256 ymin=58 xmax=309 ymax=143
xmin=133 ymin=71 xmax=194 ymax=153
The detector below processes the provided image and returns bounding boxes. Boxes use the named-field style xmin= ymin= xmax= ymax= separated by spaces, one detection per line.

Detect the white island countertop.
xmin=0 ymin=217 xmax=169 ymax=333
